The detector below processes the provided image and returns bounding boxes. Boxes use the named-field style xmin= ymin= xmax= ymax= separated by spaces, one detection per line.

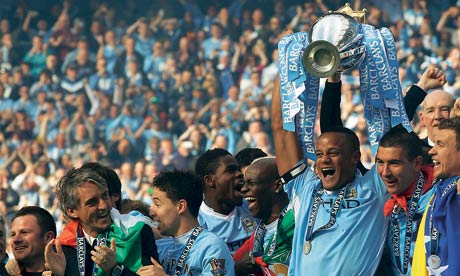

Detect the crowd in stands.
xmin=0 ymin=0 xmax=460 ymax=236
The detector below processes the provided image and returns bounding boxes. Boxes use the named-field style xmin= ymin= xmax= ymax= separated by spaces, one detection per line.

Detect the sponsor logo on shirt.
xmin=321 ymin=198 xmax=361 ymax=209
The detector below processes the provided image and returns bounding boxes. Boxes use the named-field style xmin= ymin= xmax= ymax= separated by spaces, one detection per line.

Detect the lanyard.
xmin=391 ymin=171 xmax=425 ymax=274
xmin=251 ymin=207 xmax=289 ymax=258
xmin=174 ymin=226 xmax=203 ymax=276
xmin=429 ymin=177 xmax=460 ymax=255
xmin=76 ymin=224 xmax=108 ymax=276
xmin=304 ymin=183 xmax=350 ymax=245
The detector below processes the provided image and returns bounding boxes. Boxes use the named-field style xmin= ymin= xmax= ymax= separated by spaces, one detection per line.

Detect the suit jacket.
xmin=62 ymin=224 xmax=158 ymax=276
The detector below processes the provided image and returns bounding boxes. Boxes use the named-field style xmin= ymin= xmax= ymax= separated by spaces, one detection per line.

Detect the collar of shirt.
xmin=83 ymin=229 xmax=98 ymax=247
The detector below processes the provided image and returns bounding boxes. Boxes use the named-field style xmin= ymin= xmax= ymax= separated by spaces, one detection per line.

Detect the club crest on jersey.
xmin=346 ymin=188 xmax=358 ymax=199
xmin=210 ymin=258 xmax=226 ymax=276
xmin=241 ymin=216 xmax=256 ymax=232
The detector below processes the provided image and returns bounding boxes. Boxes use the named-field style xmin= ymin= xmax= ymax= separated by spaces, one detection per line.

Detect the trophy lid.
xmin=334 ymin=3 xmax=367 ymax=24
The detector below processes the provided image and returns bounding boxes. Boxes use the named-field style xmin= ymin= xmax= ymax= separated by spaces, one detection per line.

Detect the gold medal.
xmin=303 ymin=240 xmax=311 ymax=255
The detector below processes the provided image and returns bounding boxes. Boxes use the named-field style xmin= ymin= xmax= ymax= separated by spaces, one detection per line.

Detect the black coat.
xmin=62 ymin=224 xmax=158 ymax=276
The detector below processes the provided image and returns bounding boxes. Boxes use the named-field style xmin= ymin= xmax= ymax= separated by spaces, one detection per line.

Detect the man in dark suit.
xmin=45 ymin=166 xmax=158 ymax=276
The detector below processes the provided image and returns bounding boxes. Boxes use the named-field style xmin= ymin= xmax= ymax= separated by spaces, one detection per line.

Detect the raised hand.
xmin=45 ymin=239 xmax=66 ymax=276
xmin=450 ymin=97 xmax=460 ymax=119
xmin=91 ymin=238 xmax=117 ymax=273
xmin=416 ymin=65 xmax=447 ymax=91
xmin=5 ymin=258 xmax=21 ymax=276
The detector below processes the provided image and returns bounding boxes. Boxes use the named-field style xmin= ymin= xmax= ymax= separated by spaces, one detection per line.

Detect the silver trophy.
xmin=303 ymin=5 xmax=367 ymax=78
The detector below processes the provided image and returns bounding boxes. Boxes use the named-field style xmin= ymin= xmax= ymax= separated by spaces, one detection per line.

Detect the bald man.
xmin=235 ymin=157 xmax=293 ymax=276
xmin=420 ymin=90 xmax=455 ymax=146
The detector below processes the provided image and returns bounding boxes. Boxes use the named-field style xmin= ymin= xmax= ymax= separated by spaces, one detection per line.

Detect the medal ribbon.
xmin=304 ymin=183 xmax=350 ymax=246
xmin=76 ymin=224 xmax=108 ymax=276
xmin=391 ymin=171 xmax=425 ymax=274
xmin=174 ymin=226 xmax=203 ymax=276
xmin=427 ymin=177 xmax=460 ymax=256
xmin=251 ymin=207 xmax=289 ymax=258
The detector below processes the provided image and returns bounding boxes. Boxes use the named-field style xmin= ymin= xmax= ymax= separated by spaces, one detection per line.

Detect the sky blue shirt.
xmin=157 ymin=227 xmax=235 ymax=276
xmin=285 ymin=164 xmax=388 ymax=276
xmin=201 ymin=37 xmax=222 ymax=60
xmin=198 ymin=202 xmax=257 ymax=254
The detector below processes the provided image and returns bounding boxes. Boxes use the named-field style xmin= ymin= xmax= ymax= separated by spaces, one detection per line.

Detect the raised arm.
xmin=320 ymin=73 xmax=343 ymax=132
xmin=271 ymin=77 xmax=302 ymax=176
xmin=404 ymin=65 xmax=447 ymax=120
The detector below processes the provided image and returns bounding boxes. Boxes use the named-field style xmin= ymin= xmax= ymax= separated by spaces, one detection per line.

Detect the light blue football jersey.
xmin=157 ymin=228 xmax=235 ymax=276
xmin=198 ymin=202 xmax=257 ymax=254
xmin=285 ymin=164 xmax=389 ymax=276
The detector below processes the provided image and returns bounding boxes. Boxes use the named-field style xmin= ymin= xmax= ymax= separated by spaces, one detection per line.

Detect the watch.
xmin=111 ymin=264 xmax=124 ymax=276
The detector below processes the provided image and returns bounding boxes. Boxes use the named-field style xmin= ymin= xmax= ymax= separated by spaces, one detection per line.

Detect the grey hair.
xmin=56 ymin=167 xmax=108 ymax=220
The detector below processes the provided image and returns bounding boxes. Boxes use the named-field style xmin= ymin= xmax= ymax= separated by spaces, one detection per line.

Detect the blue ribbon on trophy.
xmin=358 ymin=24 xmax=412 ymax=154
xmin=277 ymin=4 xmax=412 ymax=159
xmin=278 ymin=34 xmax=295 ymax=132
xmin=380 ymin=27 xmax=411 ymax=131
xmin=278 ymin=31 xmax=319 ymax=161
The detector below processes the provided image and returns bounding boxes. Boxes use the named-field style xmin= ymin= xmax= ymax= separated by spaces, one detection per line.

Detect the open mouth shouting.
xmin=321 ymin=168 xmax=336 ymax=179
xmin=233 ymin=178 xmax=244 ymax=205
xmin=244 ymin=196 xmax=256 ymax=210
xmin=318 ymin=165 xmax=343 ymax=190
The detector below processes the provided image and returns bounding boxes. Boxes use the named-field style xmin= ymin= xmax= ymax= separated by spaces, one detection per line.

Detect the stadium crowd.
xmin=0 ymin=0 xmax=460 ymax=274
